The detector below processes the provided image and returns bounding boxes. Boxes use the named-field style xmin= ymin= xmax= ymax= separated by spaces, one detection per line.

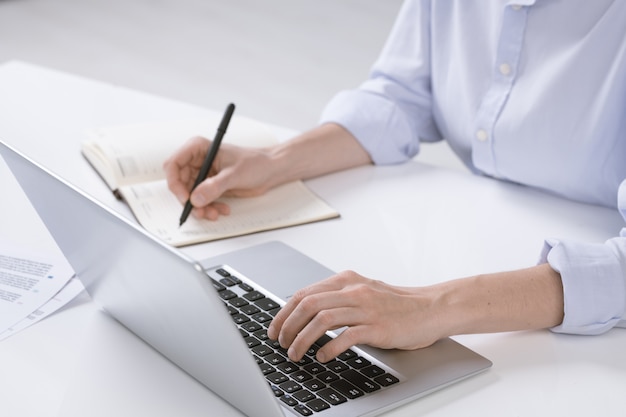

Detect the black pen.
xmin=179 ymin=103 xmax=236 ymax=227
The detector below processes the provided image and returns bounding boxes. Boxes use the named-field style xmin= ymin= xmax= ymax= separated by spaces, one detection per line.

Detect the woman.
xmin=164 ymin=0 xmax=626 ymax=363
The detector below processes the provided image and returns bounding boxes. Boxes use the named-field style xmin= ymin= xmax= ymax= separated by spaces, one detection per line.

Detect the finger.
xmin=164 ymin=161 xmax=193 ymax=203
xmin=164 ymin=137 xmax=210 ymax=202
xmin=189 ymin=176 xmax=224 ymax=208
xmin=316 ymin=325 xmax=371 ymax=363
xmin=279 ymin=283 xmax=377 ymax=357
xmin=286 ymin=306 xmax=367 ymax=362
xmin=211 ymin=201 xmax=231 ymax=216
xmin=191 ymin=201 xmax=231 ymax=221
xmin=267 ymin=274 xmax=349 ymax=340
xmin=187 ymin=155 xmax=238 ymax=208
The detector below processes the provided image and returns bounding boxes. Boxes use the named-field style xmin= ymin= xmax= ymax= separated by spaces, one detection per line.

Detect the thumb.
xmin=189 ymin=174 xmax=226 ymax=207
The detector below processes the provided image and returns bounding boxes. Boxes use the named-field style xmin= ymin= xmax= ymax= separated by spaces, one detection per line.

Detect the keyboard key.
xmin=229 ymin=297 xmax=249 ymax=307
xmin=252 ymin=344 xmax=272 ymax=357
xmin=317 ymin=387 xmax=348 ymax=406
xmin=374 ymin=373 xmax=400 ymax=387
xmin=210 ymin=279 xmax=226 ymax=292
xmin=232 ymin=314 xmax=249 ymax=325
xmin=346 ymin=356 xmax=371 ymax=369
xmin=291 ymin=370 xmax=313 ymax=383
xmin=293 ymin=404 xmax=313 ymax=416
xmin=341 ymin=369 xmax=381 ymax=393
xmin=266 ymin=353 xmax=287 ymax=366
xmin=241 ymin=322 xmax=263 ymax=333
xmin=229 ymin=275 xmax=242 ymax=285
xmin=326 ymin=360 xmax=349 ymax=373
xmin=302 ymin=378 xmax=325 ymax=392
xmin=244 ymin=336 xmax=261 ymax=348
xmin=294 ymin=355 xmax=313 ymax=366
xmin=266 ymin=371 xmax=288 ymax=385
xmin=303 ymin=363 xmax=326 ymax=375
xmin=215 ymin=268 xmax=230 ymax=277
xmin=270 ymin=385 xmax=284 ymax=397
xmin=240 ymin=304 xmax=261 ymax=315
xmin=306 ymin=398 xmax=330 ymax=412
xmin=219 ymin=276 xmax=238 ymax=287
xmin=305 ymin=345 xmax=319 ymax=357
xmin=259 ymin=362 xmax=275 ymax=375
xmin=360 ymin=364 xmax=385 ymax=378
xmin=255 ymin=298 xmax=280 ymax=311
xmin=317 ymin=370 xmax=339 ymax=384
xmin=293 ymin=389 xmax=315 ymax=403
xmin=315 ymin=334 xmax=333 ymax=347
xmin=251 ymin=312 xmax=273 ymax=323
xmin=268 ymin=307 xmax=281 ymax=317
xmin=279 ymin=380 xmax=301 ymax=394
xmin=276 ymin=361 xmax=299 ymax=374
xmin=243 ymin=291 xmax=265 ymax=301
xmin=330 ymin=379 xmax=364 ymax=399
xmin=239 ymin=282 xmax=254 ymax=292
xmin=336 ymin=350 xmax=357 ymax=361
xmin=253 ymin=329 xmax=269 ymax=341
xmin=265 ymin=339 xmax=284 ymax=351
xmin=218 ymin=290 xmax=237 ymax=300
xmin=280 ymin=394 xmax=298 ymax=407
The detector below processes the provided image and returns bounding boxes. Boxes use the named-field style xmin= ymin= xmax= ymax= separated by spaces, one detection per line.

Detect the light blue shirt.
xmin=320 ymin=0 xmax=626 ymax=335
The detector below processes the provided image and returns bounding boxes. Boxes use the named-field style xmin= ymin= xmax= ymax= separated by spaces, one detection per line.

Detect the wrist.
xmin=426 ymin=265 xmax=564 ymax=338
xmin=421 ymin=279 xmax=478 ymax=340
xmin=433 ymin=276 xmax=495 ymax=338
xmin=264 ymin=141 xmax=313 ymax=187
xmin=266 ymin=123 xmax=371 ymax=187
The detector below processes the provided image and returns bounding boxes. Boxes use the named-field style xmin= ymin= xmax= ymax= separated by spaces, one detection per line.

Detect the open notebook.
xmin=81 ymin=116 xmax=339 ymax=247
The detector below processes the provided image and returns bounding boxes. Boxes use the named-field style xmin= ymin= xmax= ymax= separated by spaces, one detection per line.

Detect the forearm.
xmin=430 ymin=263 xmax=565 ymax=338
xmin=269 ymin=264 xmax=565 ymax=361
xmin=265 ymin=123 xmax=372 ymax=188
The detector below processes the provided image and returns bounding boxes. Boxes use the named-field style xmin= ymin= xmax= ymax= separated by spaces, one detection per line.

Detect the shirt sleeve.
xmin=318 ymin=0 xmax=442 ymax=165
xmin=541 ymin=179 xmax=626 ymax=335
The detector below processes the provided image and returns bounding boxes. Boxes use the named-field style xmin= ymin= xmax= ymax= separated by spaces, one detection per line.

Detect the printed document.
xmin=0 ymin=241 xmax=78 ymax=337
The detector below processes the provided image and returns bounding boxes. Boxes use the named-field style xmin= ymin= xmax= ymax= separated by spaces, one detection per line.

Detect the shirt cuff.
xmin=319 ymin=89 xmax=421 ymax=165
xmin=540 ymin=238 xmax=626 ymax=335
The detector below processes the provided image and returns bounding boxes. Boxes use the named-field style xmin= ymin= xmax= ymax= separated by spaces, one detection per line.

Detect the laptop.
xmin=0 ymin=140 xmax=491 ymax=417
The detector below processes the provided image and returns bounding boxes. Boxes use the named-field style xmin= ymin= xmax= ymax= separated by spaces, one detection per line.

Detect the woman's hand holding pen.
xmin=163 ymin=123 xmax=372 ymax=221
xmin=163 ymin=135 xmax=277 ymax=221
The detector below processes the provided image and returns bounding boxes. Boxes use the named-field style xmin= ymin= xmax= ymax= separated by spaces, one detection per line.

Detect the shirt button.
xmin=511 ymin=4 xmax=522 ymax=10
xmin=499 ymin=63 xmax=512 ymax=76
xmin=476 ymin=129 xmax=488 ymax=142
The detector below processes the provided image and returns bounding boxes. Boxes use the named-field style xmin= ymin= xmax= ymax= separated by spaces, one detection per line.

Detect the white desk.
xmin=1 ymin=61 xmax=624 ymax=417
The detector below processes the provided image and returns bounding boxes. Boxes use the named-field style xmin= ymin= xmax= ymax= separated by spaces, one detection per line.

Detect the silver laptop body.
xmin=0 ymin=140 xmax=491 ymax=417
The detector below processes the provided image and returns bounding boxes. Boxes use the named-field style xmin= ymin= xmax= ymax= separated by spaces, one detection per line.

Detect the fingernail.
xmin=317 ymin=351 xmax=326 ymax=363
xmin=287 ymin=347 xmax=296 ymax=360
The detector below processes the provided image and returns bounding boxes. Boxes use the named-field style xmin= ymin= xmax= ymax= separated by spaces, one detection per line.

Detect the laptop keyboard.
xmin=208 ymin=266 xmax=400 ymax=416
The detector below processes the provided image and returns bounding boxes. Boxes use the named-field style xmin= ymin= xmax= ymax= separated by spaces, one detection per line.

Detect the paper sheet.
xmin=0 ymin=241 xmax=78 ymax=336
xmin=0 ymin=276 xmax=84 ymax=341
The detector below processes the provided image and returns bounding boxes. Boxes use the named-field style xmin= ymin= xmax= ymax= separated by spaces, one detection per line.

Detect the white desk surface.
xmin=1 ymin=61 xmax=624 ymax=417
